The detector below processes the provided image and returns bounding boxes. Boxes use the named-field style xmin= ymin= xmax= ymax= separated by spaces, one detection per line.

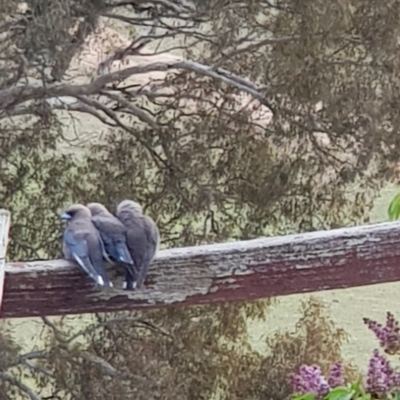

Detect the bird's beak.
xmin=60 ymin=213 xmax=71 ymax=221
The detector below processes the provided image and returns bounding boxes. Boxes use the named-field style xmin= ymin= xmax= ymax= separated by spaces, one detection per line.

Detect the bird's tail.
xmin=97 ymin=274 xmax=113 ymax=288
xmin=124 ymin=268 xmax=137 ymax=291
xmin=124 ymin=261 xmax=149 ymax=291
xmin=134 ymin=262 xmax=149 ymax=289
xmin=115 ymin=242 xmax=134 ymax=265
xmin=70 ymin=247 xmax=112 ymax=288
xmin=94 ymin=264 xmax=113 ymax=288
xmin=87 ymin=268 xmax=112 ymax=288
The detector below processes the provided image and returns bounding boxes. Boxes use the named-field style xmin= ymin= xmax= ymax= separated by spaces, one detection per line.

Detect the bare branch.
xmin=0 ymin=61 xmax=273 ymax=113
xmin=79 ymin=351 xmax=124 ymax=378
xmin=41 ymin=316 xmax=67 ymax=344
xmin=21 ymin=360 xmax=53 ymax=378
xmin=104 ymin=0 xmax=196 ymax=13
xmin=67 ymin=317 xmax=171 ymax=344
xmin=0 ymin=371 xmax=42 ymax=400
xmin=101 ymin=91 xmax=159 ymax=130
xmin=0 ymin=98 xmax=118 ymax=127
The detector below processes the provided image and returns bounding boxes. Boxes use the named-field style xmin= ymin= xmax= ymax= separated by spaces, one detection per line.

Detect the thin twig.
xmin=67 ymin=316 xmax=171 ymax=344
xmin=0 ymin=371 xmax=42 ymax=400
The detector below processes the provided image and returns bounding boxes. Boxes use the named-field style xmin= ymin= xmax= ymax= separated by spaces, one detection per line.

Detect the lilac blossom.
xmin=328 ymin=362 xmax=344 ymax=388
xmin=289 ymin=313 xmax=400 ymax=399
xmin=364 ymin=312 xmax=400 ymax=355
xmin=290 ymin=364 xmax=330 ymax=398
xmin=366 ymin=349 xmax=394 ymax=394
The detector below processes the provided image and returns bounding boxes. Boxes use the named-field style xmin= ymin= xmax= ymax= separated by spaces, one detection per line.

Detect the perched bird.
xmin=87 ymin=202 xmax=135 ymax=282
xmin=60 ymin=204 xmax=112 ymax=288
xmin=116 ymin=199 xmax=159 ymax=290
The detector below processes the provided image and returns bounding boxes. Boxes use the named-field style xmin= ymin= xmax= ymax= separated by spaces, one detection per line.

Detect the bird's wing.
xmin=91 ymin=215 xmax=116 ymax=248
xmin=91 ymin=214 xmax=126 ymax=235
xmin=144 ymin=215 xmax=159 ymax=257
xmin=127 ymin=216 xmax=159 ymax=288
xmin=86 ymin=230 xmax=113 ymax=287
xmin=63 ymin=229 xmax=103 ymax=285
xmin=91 ymin=215 xmax=133 ymax=266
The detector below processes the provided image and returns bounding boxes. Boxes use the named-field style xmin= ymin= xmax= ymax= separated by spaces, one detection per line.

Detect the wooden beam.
xmin=3 ymin=221 xmax=400 ymax=319
xmin=0 ymin=210 xmax=10 ymax=316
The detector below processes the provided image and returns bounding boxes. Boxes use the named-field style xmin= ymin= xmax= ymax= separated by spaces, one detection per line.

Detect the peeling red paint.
xmin=3 ymin=221 xmax=400 ymax=318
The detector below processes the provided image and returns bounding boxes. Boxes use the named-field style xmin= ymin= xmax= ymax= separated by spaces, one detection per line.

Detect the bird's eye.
xmin=60 ymin=212 xmax=72 ymax=220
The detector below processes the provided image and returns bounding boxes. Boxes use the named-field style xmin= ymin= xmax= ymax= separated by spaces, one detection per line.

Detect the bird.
xmin=86 ymin=202 xmax=135 ymax=284
xmin=60 ymin=204 xmax=112 ymax=288
xmin=116 ymin=199 xmax=159 ymax=290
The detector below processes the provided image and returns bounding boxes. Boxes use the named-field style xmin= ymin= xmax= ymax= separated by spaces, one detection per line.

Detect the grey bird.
xmin=116 ymin=199 xmax=159 ymax=290
xmin=87 ymin=202 xmax=135 ymax=281
xmin=60 ymin=204 xmax=112 ymax=288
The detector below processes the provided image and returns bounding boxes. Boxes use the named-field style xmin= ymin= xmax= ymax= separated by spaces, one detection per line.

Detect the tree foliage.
xmin=1 ymin=0 xmax=397 ymax=259
xmin=0 ymin=0 xmax=393 ymax=398
xmin=2 ymin=298 xmax=358 ymax=399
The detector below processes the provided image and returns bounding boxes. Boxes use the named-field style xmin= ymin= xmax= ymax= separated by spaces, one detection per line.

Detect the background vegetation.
xmin=0 ymin=0 xmax=398 ymax=398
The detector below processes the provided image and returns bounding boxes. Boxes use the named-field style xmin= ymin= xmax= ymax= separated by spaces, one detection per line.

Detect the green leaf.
xmin=292 ymin=393 xmax=316 ymax=400
xmin=348 ymin=380 xmax=365 ymax=396
xmin=388 ymin=192 xmax=400 ymax=220
xmin=356 ymin=394 xmax=371 ymax=400
xmin=394 ymin=391 xmax=400 ymax=400
xmin=326 ymin=387 xmax=355 ymax=400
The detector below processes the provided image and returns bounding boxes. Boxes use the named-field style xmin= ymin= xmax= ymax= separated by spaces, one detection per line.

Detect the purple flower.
xmin=366 ymin=350 xmax=393 ymax=393
xmin=290 ymin=364 xmax=330 ymax=398
xmin=364 ymin=312 xmax=400 ymax=355
xmin=328 ymin=362 xmax=344 ymax=388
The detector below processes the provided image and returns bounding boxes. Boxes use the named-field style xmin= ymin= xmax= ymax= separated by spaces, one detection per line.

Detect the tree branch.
xmin=101 ymin=91 xmax=159 ymax=130
xmin=79 ymin=351 xmax=124 ymax=378
xmin=0 ymin=371 xmax=42 ymax=400
xmin=67 ymin=317 xmax=171 ymax=344
xmin=0 ymin=61 xmax=273 ymax=113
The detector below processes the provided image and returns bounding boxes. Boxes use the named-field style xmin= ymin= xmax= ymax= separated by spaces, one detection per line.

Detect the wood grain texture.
xmin=3 ymin=221 xmax=400 ymax=318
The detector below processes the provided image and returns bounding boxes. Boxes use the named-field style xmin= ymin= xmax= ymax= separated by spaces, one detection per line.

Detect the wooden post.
xmin=0 ymin=210 xmax=11 ymax=316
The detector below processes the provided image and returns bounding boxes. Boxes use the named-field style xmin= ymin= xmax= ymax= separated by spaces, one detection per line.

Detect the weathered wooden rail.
xmin=3 ymin=215 xmax=400 ymax=319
